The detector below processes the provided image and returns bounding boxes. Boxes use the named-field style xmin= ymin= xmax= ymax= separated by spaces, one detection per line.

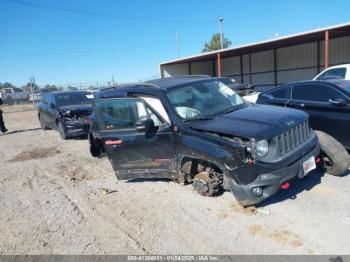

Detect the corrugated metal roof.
xmin=160 ymin=22 xmax=350 ymax=66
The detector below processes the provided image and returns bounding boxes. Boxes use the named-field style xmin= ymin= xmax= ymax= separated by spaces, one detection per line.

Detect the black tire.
xmin=38 ymin=115 xmax=50 ymax=130
xmin=88 ymin=133 xmax=101 ymax=157
xmin=58 ymin=121 xmax=68 ymax=140
xmin=315 ymin=130 xmax=350 ymax=176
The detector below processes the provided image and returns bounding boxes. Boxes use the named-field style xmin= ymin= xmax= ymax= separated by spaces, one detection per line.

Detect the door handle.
xmin=105 ymin=139 xmax=123 ymax=145
xmin=294 ymin=103 xmax=305 ymax=108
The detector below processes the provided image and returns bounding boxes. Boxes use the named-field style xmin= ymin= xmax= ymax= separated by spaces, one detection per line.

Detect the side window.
xmin=140 ymin=96 xmax=169 ymax=124
xmin=14 ymin=88 xmax=23 ymax=93
xmin=42 ymin=95 xmax=48 ymax=104
xmin=146 ymin=107 xmax=163 ymax=127
xmin=317 ymin=68 xmax=347 ymax=80
xmin=293 ymin=84 xmax=345 ymax=103
xmin=268 ymin=86 xmax=292 ymax=99
xmin=46 ymin=94 xmax=53 ymax=105
xmin=96 ymin=99 xmax=148 ymax=130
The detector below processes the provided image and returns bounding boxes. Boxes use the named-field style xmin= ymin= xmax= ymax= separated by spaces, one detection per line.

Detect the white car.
xmin=243 ymin=92 xmax=260 ymax=103
xmin=313 ymin=64 xmax=350 ymax=80
xmin=0 ymin=88 xmax=29 ymax=104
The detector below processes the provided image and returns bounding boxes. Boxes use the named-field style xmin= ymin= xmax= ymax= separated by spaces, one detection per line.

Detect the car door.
xmin=45 ymin=94 xmax=58 ymax=128
xmin=39 ymin=94 xmax=50 ymax=126
xmin=93 ymin=97 xmax=177 ymax=180
xmin=291 ymin=82 xmax=350 ymax=148
xmin=257 ymin=84 xmax=292 ymax=107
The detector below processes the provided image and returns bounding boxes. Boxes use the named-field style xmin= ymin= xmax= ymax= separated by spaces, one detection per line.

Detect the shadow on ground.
xmin=126 ymin=177 xmax=171 ymax=183
xmin=0 ymin=128 xmax=41 ymax=136
xmin=121 ymin=166 xmax=349 ymax=206
xmin=257 ymin=168 xmax=326 ymax=207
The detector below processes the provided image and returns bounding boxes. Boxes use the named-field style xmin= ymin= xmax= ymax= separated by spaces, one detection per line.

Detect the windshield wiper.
xmin=184 ymin=116 xmax=216 ymax=122
xmin=217 ymin=104 xmax=245 ymax=116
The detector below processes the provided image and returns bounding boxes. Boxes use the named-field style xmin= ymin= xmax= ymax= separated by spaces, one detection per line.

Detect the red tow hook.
xmin=315 ymin=157 xmax=322 ymax=164
xmin=280 ymin=182 xmax=290 ymax=190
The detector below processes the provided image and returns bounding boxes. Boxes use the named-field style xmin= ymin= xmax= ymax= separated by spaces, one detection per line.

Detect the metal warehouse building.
xmin=159 ymin=23 xmax=350 ymax=88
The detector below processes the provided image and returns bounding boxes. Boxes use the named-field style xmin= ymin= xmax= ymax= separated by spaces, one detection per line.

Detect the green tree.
xmin=202 ymin=33 xmax=232 ymax=53
xmin=45 ymin=84 xmax=57 ymax=89
xmin=22 ymin=82 xmax=39 ymax=92
xmin=0 ymin=82 xmax=15 ymax=90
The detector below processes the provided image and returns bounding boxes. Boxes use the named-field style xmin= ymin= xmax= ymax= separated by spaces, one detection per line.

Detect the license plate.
xmin=302 ymin=156 xmax=316 ymax=176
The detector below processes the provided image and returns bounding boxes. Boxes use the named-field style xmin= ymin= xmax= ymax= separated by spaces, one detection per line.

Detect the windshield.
xmin=167 ymin=80 xmax=244 ymax=120
xmin=55 ymin=93 xmax=91 ymax=107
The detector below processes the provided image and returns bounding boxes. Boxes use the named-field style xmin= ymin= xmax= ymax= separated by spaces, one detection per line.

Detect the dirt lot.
xmin=0 ymin=104 xmax=349 ymax=255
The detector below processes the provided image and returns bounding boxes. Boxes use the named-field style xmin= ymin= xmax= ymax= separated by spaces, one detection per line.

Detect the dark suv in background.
xmin=257 ymin=79 xmax=350 ymax=175
xmin=38 ymin=91 xmax=92 ymax=139
xmin=88 ymin=76 xmax=322 ymax=206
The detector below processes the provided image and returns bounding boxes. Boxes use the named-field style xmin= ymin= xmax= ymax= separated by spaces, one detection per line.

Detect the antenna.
xmin=176 ymin=32 xmax=180 ymax=58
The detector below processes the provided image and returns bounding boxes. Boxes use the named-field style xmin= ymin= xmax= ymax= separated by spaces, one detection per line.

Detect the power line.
xmin=0 ymin=42 xmax=175 ymax=58
xmin=3 ymin=0 xmax=214 ymax=23
xmin=0 ymin=41 xmax=200 ymax=58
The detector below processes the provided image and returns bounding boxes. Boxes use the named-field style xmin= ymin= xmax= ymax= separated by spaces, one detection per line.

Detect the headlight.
xmin=256 ymin=140 xmax=269 ymax=158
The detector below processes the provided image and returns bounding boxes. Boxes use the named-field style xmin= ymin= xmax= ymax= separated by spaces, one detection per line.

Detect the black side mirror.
xmin=135 ymin=119 xmax=155 ymax=133
xmin=50 ymin=103 xmax=56 ymax=109
xmin=329 ymin=98 xmax=347 ymax=106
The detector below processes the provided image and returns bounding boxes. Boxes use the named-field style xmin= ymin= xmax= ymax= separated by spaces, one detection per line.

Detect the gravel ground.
xmin=0 ymin=104 xmax=349 ymax=255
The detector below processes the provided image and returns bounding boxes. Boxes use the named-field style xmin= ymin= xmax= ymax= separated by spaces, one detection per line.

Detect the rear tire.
xmin=315 ymin=130 xmax=350 ymax=176
xmin=58 ymin=121 xmax=68 ymax=140
xmin=38 ymin=115 xmax=50 ymax=130
xmin=88 ymin=133 xmax=101 ymax=157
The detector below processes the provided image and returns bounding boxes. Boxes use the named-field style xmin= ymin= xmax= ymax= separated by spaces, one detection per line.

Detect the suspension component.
xmin=192 ymin=167 xmax=223 ymax=197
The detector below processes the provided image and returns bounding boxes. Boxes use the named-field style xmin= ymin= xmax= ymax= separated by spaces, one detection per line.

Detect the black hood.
xmin=58 ymin=104 xmax=92 ymax=113
xmin=190 ymin=104 xmax=308 ymax=141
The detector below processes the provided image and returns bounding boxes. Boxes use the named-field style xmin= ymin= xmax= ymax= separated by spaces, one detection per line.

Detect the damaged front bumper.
xmin=229 ymin=142 xmax=320 ymax=207
xmin=63 ymin=120 xmax=90 ymax=137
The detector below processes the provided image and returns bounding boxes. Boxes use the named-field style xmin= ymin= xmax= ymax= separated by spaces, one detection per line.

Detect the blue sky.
xmin=1 ymin=0 xmax=350 ymax=87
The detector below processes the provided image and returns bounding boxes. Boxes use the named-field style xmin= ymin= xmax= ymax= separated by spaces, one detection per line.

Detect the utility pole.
xmin=176 ymin=32 xmax=180 ymax=58
xmin=112 ymin=75 xmax=116 ymax=87
xmin=219 ymin=17 xmax=224 ymax=50
xmin=29 ymin=76 xmax=36 ymax=110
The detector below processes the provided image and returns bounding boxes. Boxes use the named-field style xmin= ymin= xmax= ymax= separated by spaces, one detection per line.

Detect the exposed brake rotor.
xmin=192 ymin=168 xmax=222 ymax=197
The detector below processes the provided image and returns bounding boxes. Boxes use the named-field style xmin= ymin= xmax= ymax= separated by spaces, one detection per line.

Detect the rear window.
xmin=14 ymin=88 xmax=23 ymax=93
xmin=55 ymin=93 xmax=90 ymax=107
xmin=317 ymin=68 xmax=347 ymax=80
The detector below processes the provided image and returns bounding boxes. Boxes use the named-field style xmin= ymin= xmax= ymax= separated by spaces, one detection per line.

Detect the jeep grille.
xmin=276 ymin=121 xmax=311 ymax=154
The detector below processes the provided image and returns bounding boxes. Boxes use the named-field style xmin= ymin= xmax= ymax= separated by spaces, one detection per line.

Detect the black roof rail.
xmin=135 ymin=82 xmax=160 ymax=88
xmin=99 ymin=83 xmax=160 ymax=91
xmin=169 ymin=75 xmax=211 ymax=79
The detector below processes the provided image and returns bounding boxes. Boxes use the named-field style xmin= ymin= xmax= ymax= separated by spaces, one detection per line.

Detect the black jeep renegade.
xmin=88 ymin=76 xmax=320 ymax=206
